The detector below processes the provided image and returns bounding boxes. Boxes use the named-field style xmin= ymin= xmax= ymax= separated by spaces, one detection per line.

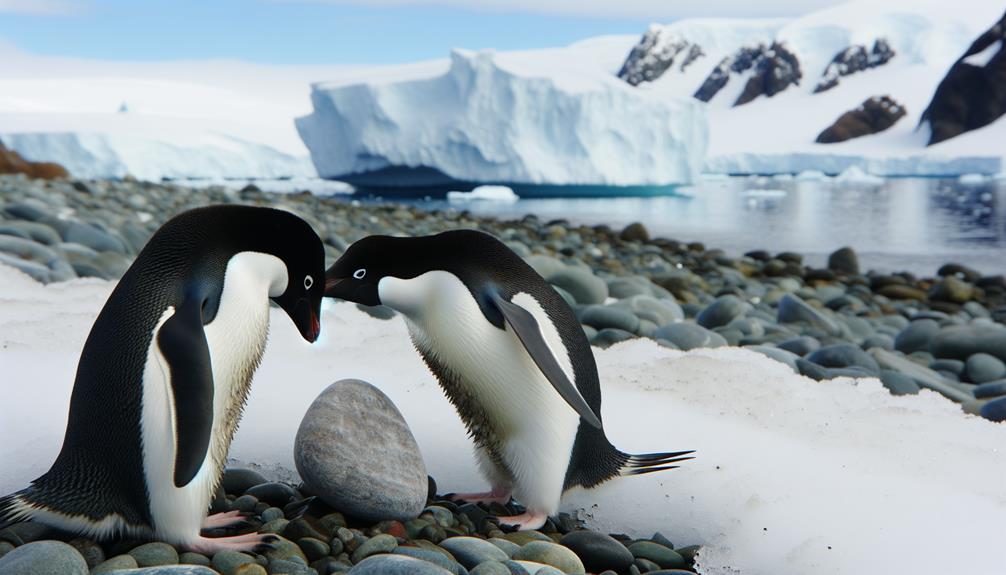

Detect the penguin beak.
xmin=292 ymin=297 xmax=320 ymax=343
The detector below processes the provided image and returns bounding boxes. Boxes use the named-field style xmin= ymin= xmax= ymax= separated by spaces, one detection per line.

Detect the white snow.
xmin=2 ymin=263 xmax=1004 ymax=575
xmin=633 ymin=0 xmax=1006 ymax=176
xmin=446 ymin=185 xmax=520 ymax=203
xmin=0 ymin=44 xmax=360 ymax=180
xmin=834 ymin=165 xmax=884 ymax=184
xmin=963 ymin=39 xmax=1003 ymax=68
xmin=296 ymin=48 xmax=708 ymax=187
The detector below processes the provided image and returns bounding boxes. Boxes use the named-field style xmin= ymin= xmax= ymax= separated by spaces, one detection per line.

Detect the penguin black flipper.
xmin=489 ymin=293 xmax=603 ymax=429
xmin=158 ymin=291 xmax=215 ymax=488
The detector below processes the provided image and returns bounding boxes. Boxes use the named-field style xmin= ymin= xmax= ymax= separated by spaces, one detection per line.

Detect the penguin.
xmin=0 ymin=205 xmax=326 ymax=554
xmin=324 ymin=229 xmax=693 ymax=530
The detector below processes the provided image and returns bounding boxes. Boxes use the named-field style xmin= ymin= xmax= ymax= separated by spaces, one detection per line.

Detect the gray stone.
xmin=3 ymin=200 xmax=49 ymax=221
xmin=471 ymin=561 xmax=511 ymax=575
xmin=99 ymin=568 xmax=219 ymax=575
xmin=974 ymin=379 xmax=1006 ymax=399
xmin=611 ymin=295 xmax=684 ymax=325
xmin=827 ymin=246 xmax=859 ymax=275
xmin=501 ymin=560 xmax=531 ymax=575
xmin=392 ymin=547 xmax=466 ymax=574
xmin=965 ymin=353 xmax=1006 ymax=384
xmin=592 ymin=328 xmax=636 ymax=348
xmin=626 ymin=541 xmax=685 ymax=569
xmin=0 ymin=540 xmax=89 ymax=575
xmin=129 ymin=542 xmax=179 ymax=567
xmin=930 ymin=325 xmax=1006 ymax=362
xmin=929 ymin=359 xmax=965 ymax=376
xmin=580 ymin=305 xmax=640 ymax=333
xmin=266 ymin=558 xmax=313 ymax=574
xmin=0 ymin=251 xmax=50 ymax=282
xmin=980 ymin=396 xmax=1006 ymax=422
xmin=651 ymin=323 xmax=727 ymax=351
xmin=870 ymin=349 xmax=974 ymax=402
xmin=244 ymin=482 xmax=297 ymax=506
xmin=488 ymin=538 xmax=521 ymax=557
xmin=744 ymin=345 xmax=799 ymax=372
xmin=512 ymin=541 xmax=584 ymax=574
xmin=212 ymin=550 xmax=256 ymax=575
xmin=59 ymin=220 xmax=128 ymax=253
xmin=221 ymin=468 xmax=268 ymax=494
xmin=559 ymin=530 xmax=633 ymax=573
xmin=776 ymin=336 xmax=820 ymax=356
xmin=351 ymin=534 xmax=398 ymax=563
xmin=511 ymin=561 xmax=564 ymax=575
xmin=894 ymin=320 xmax=941 ymax=354
xmin=777 ymin=294 xmax=841 ymax=335
xmin=93 ymin=554 xmax=140 ymax=574
xmin=796 ymin=360 xmax=874 ymax=381
xmin=295 ymin=379 xmax=427 ymax=523
xmin=524 ymin=255 xmax=566 ymax=280
xmin=350 ymin=554 xmax=455 ymax=574
xmin=177 ymin=552 xmax=209 ymax=566
xmin=806 ymin=343 xmax=880 ymax=374
xmin=439 ymin=537 xmax=509 ymax=568
xmin=862 ymin=334 xmax=895 ymax=351
xmin=0 ymin=221 xmax=61 ymax=245
xmin=696 ymin=295 xmax=747 ymax=329
xmin=879 ymin=370 xmax=921 ymax=395
xmin=547 ymin=268 xmax=608 ymax=305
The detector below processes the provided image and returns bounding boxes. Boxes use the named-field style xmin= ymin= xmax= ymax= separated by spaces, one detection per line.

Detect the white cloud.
xmin=0 ymin=0 xmax=81 ymax=15
xmin=277 ymin=0 xmax=846 ymax=20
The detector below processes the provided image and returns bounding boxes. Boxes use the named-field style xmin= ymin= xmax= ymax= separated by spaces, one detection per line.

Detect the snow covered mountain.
xmin=618 ymin=0 xmax=1006 ymax=175
xmin=296 ymin=45 xmax=707 ymax=190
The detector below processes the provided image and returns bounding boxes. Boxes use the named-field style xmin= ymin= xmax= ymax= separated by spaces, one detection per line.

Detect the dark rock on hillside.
xmin=816 ymin=96 xmax=907 ymax=143
xmin=920 ymin=10 xmax=1006 ymax=145
xmin=695 ymin=42 xmax=802 ymax=106
xmin=618 ymin=27 xmax=704 ymax=86
xmin=0 ymin=142 xmax=69 ymax=180
xmin=814 ymin=38 xmax=895 ymax=93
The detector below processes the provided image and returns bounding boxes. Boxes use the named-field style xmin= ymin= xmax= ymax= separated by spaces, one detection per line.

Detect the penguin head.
xmin=263 ymin=215 xmax=325 ymax=343
xmin=323 ymin=234 xmax=400 ymax=307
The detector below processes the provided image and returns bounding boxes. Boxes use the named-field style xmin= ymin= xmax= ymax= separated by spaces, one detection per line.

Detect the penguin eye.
xmin=304 ymin=275 xmax=314 ymax=290
xmin=353 ymin=268 xmax=367 ymax=280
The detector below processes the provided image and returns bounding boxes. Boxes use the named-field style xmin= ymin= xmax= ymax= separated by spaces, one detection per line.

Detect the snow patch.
xmin=1 ymin=265 xmax=1004 ymax=575
xmin=446 ymin=185 xmax=519 ymax=203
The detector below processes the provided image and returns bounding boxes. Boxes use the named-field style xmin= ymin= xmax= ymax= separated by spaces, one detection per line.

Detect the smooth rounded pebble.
xmin=93 ymin=554 xmax=139 ymax=574
xmin=512 ymin=541 xmax=584 ymax=574
xmin=965 ymin=353 xmax=1006 ymax=384
xmin=392 ymin=547 xmax=466 ymax=574
xmin=212 ymin=550 xmax=256 ymax=574
xmin=559 ymin=530 xmax=634 ymax=573
xmin=295 ymin=379 xmax=428 ymax=523
xmin=129 ymin=542 xmax=179 ymax=567
xmin=651 ymin=322 xmax=727 ymax=350
xmin=349 ymin=554 xmax=455 ymax=574
xmin=627 ymin=541 xmax=686 ymax=569
xmin=351 ymin=533 xmax=398 ymax=563
xmin=547 ymin=268 xmax=608 ymax=305
xmin=439 ymin=536 xmax=510 ymax=568
xmin=0 ymin=540 xmax=89 ymax=575
xmin=220 ymin=468 xmax=268 ymax=494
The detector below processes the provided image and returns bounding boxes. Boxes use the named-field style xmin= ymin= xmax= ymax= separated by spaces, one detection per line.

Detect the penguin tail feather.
xmin=618 ymin=450 xmax=695 ymax=477
xmin=0 ymin=490 xmax=31 ymax=531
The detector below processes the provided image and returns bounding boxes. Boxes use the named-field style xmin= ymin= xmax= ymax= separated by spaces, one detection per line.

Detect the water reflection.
xmin=363 ymin=176 xmax=1006 ymax=276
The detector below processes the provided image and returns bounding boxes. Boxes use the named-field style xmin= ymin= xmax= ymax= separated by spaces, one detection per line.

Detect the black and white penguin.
xmin=324 ymin=229 xmax=692 ymax=530
xmin=0 ymin=205 xmax=326 ymax=553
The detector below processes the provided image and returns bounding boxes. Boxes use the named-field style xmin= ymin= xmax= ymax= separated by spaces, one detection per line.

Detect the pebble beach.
xmin=1 ymin=174 xmax=1005 ymax=574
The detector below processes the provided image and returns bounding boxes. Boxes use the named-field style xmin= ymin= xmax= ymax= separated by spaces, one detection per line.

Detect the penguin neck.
xmin=377 ymin=271 xmax=459 ymax=320
xmin=226 ymin=251 xmax=289 ymax=298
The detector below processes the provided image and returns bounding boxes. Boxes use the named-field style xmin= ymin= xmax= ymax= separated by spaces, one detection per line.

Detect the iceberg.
xmin=446 ymin=185 xmax=519 ymax=203
xmin=296 ymin=49 xmax=708 ymax=190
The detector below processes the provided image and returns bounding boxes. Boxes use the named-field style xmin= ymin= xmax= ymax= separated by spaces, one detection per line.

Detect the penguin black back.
xmin=9 ymin=205 xmax=325 ymax=528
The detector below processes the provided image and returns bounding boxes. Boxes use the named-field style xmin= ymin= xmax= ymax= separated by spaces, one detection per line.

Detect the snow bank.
xmin=2 ymin=264 xmax=1004 ymax=575
xmin=629 ymin=0 xmax=1006 ymax=176
xmin=296 ymin=49 xmax=708 ymax=188
xmin=0 ymin=47 xmax=360 ymax=180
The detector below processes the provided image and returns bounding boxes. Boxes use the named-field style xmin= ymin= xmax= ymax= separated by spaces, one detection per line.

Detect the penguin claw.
xmin=253 ymin=543 xmax=276 ymax=553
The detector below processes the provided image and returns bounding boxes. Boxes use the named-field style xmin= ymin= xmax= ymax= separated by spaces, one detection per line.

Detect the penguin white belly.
xmin=383 ymin=271 xmax=580 ymax=513
xmin=141 ymin=252 xmax=284 ymax=543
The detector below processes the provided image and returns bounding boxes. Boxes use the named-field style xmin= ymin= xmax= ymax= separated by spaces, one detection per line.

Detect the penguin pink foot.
xmin=201 ymin=510 xmax=248 ymax=530
xmin=496 ymin=511 xmax=548 ymax=531
xmin=448 ymin=488 xmax=512 ymax=505
xmin=184 ymin=532 xmax=279 ymax=555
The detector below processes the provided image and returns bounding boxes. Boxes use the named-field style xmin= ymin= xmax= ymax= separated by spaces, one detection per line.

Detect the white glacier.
xmin=296 ymin=49 xmax=708 ymax=189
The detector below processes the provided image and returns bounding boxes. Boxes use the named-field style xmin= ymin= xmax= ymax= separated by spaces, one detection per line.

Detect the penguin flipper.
xmin=490 ymin=293 xmax=603 ymax=429
xmin=158 ymin=294 xmax=215 ymax=488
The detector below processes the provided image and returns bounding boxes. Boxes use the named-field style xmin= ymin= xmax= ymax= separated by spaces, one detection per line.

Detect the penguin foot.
xmin=201 ymin=510 xmax=250 ymax=530
xmin=446 ymin=489 xmax=512 ymax=505
xmin=183 ymin=532 xmax=279 ymax=554
xmin=495 ymin=511 xmax=548 ymax=531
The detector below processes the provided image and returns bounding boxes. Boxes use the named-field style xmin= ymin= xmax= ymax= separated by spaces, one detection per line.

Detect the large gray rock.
xmin=652 ymin=322 xmax=727 ymax=350
xmin=350 ymin=554 xmax=454 ymax=574
xmin=546 ymin=268 xmax=608 ymax=305
xmin=295 ymin=379 xmax=428 ymax=522
xmin=777 ymin=293 xmax=841 ymax=336
xmin=0 ymin=540 xmax=89 ymax=575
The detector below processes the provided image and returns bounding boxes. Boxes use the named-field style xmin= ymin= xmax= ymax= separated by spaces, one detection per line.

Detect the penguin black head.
xmin=157 ymin=205 xmax=326 ymax=343
xmin=323 ymin=234 xmax=404 ymax=307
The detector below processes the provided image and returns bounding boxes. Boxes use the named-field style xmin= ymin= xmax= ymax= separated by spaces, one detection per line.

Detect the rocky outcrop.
xmin=694 ymin=42 xmax=801 ymax=106
xmin=617 ymin=27 xmax=704 ymax=86
xmin=921 ymin=10 xmax=1006 ymax=145
xmin=814 ymin=39 xmax=895 ymax=93
xmin=0 ymin=141 xmax=68 ymax=180
xmin=816 ymin=96 xmax=907 ymax=143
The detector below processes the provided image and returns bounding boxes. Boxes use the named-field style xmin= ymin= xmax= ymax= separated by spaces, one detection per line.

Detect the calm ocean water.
xmin=360 ymin=176 xmax=1006 ymax=277
xmin=217 ymin=175 xmax=1006 ymax=277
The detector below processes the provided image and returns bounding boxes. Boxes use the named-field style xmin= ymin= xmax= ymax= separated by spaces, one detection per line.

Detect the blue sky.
xmin=0 ymin=0 xmax=839 ymax=65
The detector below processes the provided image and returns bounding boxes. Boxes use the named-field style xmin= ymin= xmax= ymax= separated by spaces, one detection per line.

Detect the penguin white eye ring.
xmin=304 ymin=275 xmax=314 ymax=290
xmin=353 ymin=268 xmax=366 ymax=279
